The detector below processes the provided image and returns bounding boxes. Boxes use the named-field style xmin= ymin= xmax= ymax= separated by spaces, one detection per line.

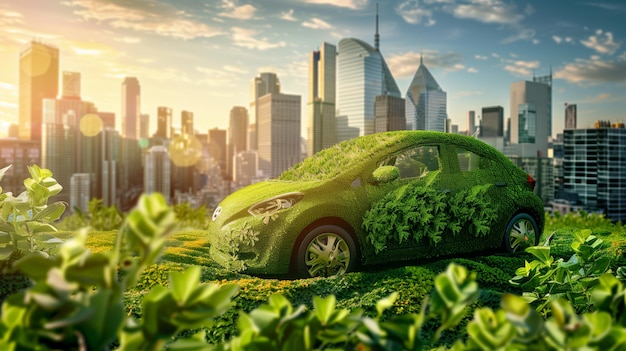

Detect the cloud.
xmin=224 ymin=65 xmax=248 ymax=74
xmin=584 ymin=2 xmax=626 ymax=12
xmin=62 ymin=0 xmax=223 ymax=40
xmin=449 ymin=0 xmax=525 ymax=25
xmin=503 ymin=59 xmax=540 ymax=77
xmin=580 ymin=30 xmax=621 ymax=55
xmin=387 ymin=50 xmax=464 ymax=78
xmin=553 ymin=35 xmax=562 ymax=44
xmin=302 ymin=17 xmax=332 ymax=30
xmin=396 ymin=0 xmax=436 ymax=26
xmin=467 ymin=67 xmax=478 ymax=73
xmin=280 ymin=9 xmax=297 ymax=21
xmin=555 ymin=56 xmax=626 ymax=84
xmin=302 ymin=0 xmax=367 ymax=10
xmin=231 ymin=27 xmax=287 ymax=50
xmin=114 ymin=36 xmax=141 ymax=44
xmin=218 ymin=0 xmax=256 ymax=20
xmin=501 ymin=28 xmax=535 ymax=44
xmin=474 ymin=54 xmax=488 ymax=60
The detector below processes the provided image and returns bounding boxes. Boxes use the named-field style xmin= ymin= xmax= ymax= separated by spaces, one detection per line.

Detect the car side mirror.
xmin=372 ymin=165 xmax=400 ymax=184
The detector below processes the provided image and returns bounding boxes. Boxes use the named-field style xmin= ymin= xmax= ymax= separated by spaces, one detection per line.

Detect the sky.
xmin=1 ymin=0 xmax=625 ymax=139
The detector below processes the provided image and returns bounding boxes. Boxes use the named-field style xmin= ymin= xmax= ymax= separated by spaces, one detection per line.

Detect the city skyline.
xmin=1 ymin=0 xmax=626 ymax=138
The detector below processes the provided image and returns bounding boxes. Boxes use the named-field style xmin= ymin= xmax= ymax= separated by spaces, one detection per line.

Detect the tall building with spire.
xmin=19 ymin=41 xmax=59 ymax=142
xmin=405 ymin=56 xmax=447 ymax=132
xmin=307 ymin=42 xmax=336 ymax=156
xmin=335 ymin=4 xmax=401 ymax=142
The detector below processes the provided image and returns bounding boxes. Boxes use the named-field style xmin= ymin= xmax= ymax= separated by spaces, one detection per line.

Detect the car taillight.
xmin=527 ymin=174 xmax=536 ymax=191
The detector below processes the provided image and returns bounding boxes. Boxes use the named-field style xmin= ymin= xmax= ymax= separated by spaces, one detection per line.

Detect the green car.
xmin=209 ymin=131 xmax=544 ymax=278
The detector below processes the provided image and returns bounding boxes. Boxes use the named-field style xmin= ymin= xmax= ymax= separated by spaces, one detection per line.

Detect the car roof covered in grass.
xmin=278 ymin=130 xmax=509 ymax=182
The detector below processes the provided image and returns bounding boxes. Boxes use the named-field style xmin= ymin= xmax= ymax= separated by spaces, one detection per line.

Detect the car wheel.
xmin=504 ymin=213 xmax=539 ymax=253
xmin=296 ymin=224 xmax=357 ymax=278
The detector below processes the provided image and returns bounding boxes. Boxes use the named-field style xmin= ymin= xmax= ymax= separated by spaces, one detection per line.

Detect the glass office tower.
xmin=336 ymin=38 xmax=400 ymax=142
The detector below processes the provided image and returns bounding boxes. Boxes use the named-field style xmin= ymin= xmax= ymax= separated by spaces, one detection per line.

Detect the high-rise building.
xmin=336 ymin=7 xmax=400 ymax=142
xmin=62 ymin=71 xmax=81 ymax=99
xmin=0 ymin=139 xmax=40 ymax=194
xmin=510 ymin=73 xmax=552 ymax=157
xmin=181 ymin=110 xmax=194 ymax=135
xmin=565 ymin=103 xmax=577 ymax=129
xmin=467 ymin=110 xmax=476 ymax=136
xmin=70 ymin=173 xmax=92 ymax=213
xmin=140 ymin=113 xmax=149 ymax=139
xmin=307 ymin=42 xmax=336 ymax=156
xmin=144 ymin=145 xmax=171 ymax=203
xmin=208 ymin=128 xmax=227 ymax=178
xmin=19 ymin=41 xmax=59 ymax=142
xmin=562 ymin=123 xmax=626 ymax=222
xmin=257 ymin=93 xmax=301 ymax=178
xmin=480 ymin=106 xmax=504 ymax=137
xmin=249 ymin=73 xmax=280 ymax=150
xmin=228 ymin=106 xmax=248 ymax=179
xmin=233 ymin=150 xmax=258 ymax=189
xmin=98 ymin=112 xmax=116 ymax=129
xmin=405 ymin=56 xmax=447 ymax=132
xmin=121 ymin=77 xmax=141 ymax=140
xmin=155 ymin=106 xmax=172 ymax=138
xmin=374 ymin=95 xmax=405 ymax=133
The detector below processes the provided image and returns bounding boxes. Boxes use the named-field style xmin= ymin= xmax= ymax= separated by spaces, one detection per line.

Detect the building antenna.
xmin=374 ymin=2 xmax=380 ymax=51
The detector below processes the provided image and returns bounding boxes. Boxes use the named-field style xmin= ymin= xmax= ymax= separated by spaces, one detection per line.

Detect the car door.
xmin=362 ymin=143 xmax=447 ymax=262
xmin=432 ymin=144 xmax=506 ymax=250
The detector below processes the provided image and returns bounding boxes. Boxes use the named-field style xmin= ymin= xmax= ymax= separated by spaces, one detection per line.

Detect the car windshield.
xmin=278 ymin=132 xmax=406 ymax=181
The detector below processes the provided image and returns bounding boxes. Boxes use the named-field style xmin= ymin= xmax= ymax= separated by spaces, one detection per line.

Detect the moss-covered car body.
xmin=208 ymin=131 xmax=544 ymax=277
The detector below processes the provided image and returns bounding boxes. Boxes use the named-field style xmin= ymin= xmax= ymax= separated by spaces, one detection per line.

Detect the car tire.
xmin=504 ymin=213 xmax=540 ymax=253
xmin=295 ymin=224 xmax=357 ymax=278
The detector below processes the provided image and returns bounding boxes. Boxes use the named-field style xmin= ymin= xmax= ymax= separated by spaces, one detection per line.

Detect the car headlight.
xmin=248 ymin=192 xmax=304 ymax=224
xmin=212 ymin=206 xmax=222 ymax=222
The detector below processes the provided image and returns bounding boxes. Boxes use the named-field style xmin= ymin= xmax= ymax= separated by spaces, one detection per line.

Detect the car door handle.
xmin=495 ymin=182 xmax=507 ymax=187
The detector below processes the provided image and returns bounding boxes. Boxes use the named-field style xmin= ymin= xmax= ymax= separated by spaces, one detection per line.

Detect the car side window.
xmin=457 ymin=147 xmax=491 ymax=172
xmin=384 ymin=145 xmax=440 ymax=180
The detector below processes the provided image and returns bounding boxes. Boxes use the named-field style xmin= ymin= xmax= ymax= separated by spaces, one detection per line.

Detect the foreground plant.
xmin=0 ymin=193 xmax=238 ymax=350
xmin=0 ymin=164 xmax=66 ymax=262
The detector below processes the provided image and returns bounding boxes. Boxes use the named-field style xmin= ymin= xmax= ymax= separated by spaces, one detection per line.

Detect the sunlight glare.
xmin=79 ymin=114 xmax=103 ymax=136
xmin=168 ymin=134 xmax=202 ymax=167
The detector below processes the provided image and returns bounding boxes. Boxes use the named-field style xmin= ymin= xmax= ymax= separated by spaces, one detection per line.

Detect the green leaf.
xmin=525 ymin=246 xmax=552 ymax=265
xmin=314 ymin=295 xmax=336 ymax=325
xmin=170 ymin=266 xmax=202 ymax=304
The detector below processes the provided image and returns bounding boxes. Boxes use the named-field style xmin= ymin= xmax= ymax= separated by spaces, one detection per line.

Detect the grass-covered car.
xmin=209 ymin=131 xmax=544 ymax=278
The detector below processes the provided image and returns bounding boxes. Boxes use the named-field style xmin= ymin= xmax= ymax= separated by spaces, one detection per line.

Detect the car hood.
xmin=213 ymin=179 xmax=329 ymax=223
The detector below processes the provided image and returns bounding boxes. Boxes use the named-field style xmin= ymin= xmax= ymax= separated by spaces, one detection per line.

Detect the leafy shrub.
xmin=0 ymin=165 xmax=66 ymax=263
xmin=363 ymin=183 xmax=496 ymax=253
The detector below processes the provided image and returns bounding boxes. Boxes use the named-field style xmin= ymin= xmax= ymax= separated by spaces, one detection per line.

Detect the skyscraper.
xmin=565 ymin=103 xmax=577 ymax=129
xmin=480 ymin=106 xmax=504 ymax=137
xmin=228 ymin=106 xmax=248 ymax=179
xmin=335 ymin=6 xmax=401 ymax=142
xmin=249 ymin=73 xmax=280 ymax=150
xmin=208 ymin=128 xmax=227 ymax=178
xmin=62 ymin=71 xmax=81 ymax=99
xmin=121 ymin=77 xmax=141 ymax=140
xmin=405 ymin=56 xmax=447 ymax=132
xmin=562 ymin=123 xmax=626 ymax=222
xmin=181 ymin=110 xmax=194 ymax=135
xmin=155 ymin=106 xmax=172 ymax=138
xmin=510 ymin=73 xmax=552 ymax=156
xmin=467 ymin=110 xmax=476 ymax=136
xmin=19 ymin=41 xmax=59 ymax=142
xmin=307 ymin=42 xmax=336 ymax=156
xmin=144 ymin=145 xmax=171 ymax=203
xmin=374 ymin=95 xmax=405 ymax=133
xmin=257 ymin=93 xmax=301 ymax=178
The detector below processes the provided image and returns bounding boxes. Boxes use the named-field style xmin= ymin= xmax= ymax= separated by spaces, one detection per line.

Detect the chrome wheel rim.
xmin=509 ymin=217 xmax=536 ymax=252
xmin=304 ymin=233 xmax=351 ymax=277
